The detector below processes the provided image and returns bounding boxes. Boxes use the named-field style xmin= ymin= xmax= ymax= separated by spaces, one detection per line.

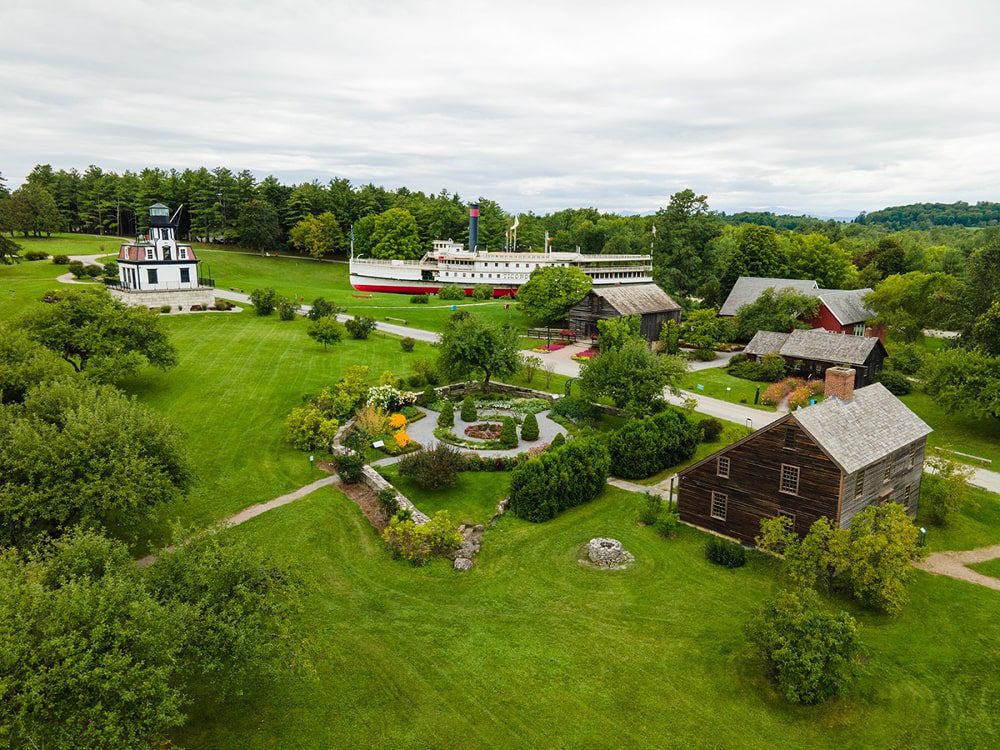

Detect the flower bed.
xmin=571 ymin=347 xmax=599 ymax=362
xmin=533 ymin=339 xmax=572 ymax=353
xmin=464 ymin=422 xmax=503 ymax=439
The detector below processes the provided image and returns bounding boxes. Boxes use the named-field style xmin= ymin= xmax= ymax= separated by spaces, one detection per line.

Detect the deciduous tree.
xmin=437 ymin=313 xmax=521 ymax=390
xmin=289 ymin=211 xmax=345 ymax=257
xmin=580 ymin=339 xmax=686 ymax=414
xmin=371 ymin=207 xmax=422 ymax=259
xmin=237 ymin=197 xmax=281 ymax=252
xmin=517 ymin=265 xmax=592 ymax=333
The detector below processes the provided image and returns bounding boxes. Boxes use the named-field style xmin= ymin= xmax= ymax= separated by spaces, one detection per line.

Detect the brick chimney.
xmin=824 ymin=367 xmax=856 ymax=402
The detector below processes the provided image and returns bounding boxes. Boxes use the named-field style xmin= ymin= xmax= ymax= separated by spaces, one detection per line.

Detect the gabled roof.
xmin=589 ymin=284 xmax=681 ymax=315
xmin=816 ymin=289 xmax=874 ymax=325
xmin=792 ymin=383 xmax=932 ymax=474
xmin=743 ymin=328 xmax=882 ymax=366
xmin=719 ymin=277 xmax=819 ymax=316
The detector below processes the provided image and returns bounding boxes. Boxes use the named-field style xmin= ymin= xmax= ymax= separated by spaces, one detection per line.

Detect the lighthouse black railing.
xmin=103 ymin=278 xmax=216 ymax=291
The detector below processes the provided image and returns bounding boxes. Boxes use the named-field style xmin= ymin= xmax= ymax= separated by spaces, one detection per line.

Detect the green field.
xmin=968 ymin=557 xmax=1000 ymax=580
xmin=901 ymin=390 xmax=1000 ymax=467
xmin=917 ymin=484 xmax=1000 ymax=552
xmin=681 ymin=366 xmax=775 ymax=411
xmin=377 ymin=466 xmax=511 ymax=525
xmin=172 ymin=485 xmax=999 ymax=750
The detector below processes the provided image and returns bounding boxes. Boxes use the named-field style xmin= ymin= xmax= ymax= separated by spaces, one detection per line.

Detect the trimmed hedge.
xmin=499 ymin=417 xmax=518 ymax=448
xmin=437 ymin=285 xmax=466 ymax=300
xmin=521 ymin=411 xmax=539 ymax=441
xmin=460 ymin=395 xmax=477 ymax=422
xmin=705 ymin=536 xmax=747 ymax=568
xmin=437 ymin=400 xmax=455 ymax=428
xmin=728 ymin=352 xmax=787 ymax=382
xmin=509 ymin=437 xmax=610 ymax=522
xmin=609 ymin=410 xmax=698 ymax=480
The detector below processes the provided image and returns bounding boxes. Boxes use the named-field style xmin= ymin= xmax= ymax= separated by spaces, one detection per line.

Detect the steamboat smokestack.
xmin=468 ymin=203 xmax=479 ymax=253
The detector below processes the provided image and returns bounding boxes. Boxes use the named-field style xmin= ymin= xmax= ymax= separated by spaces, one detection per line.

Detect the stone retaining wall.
xmin=359 ymin=465 xmax=429 ymax=524
xmin=110 ymin=287 xmax=217 ymax=309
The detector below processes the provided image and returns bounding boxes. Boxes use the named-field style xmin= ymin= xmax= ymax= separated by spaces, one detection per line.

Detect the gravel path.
xmin=914 ymin=544 xmax=1000 ymax=591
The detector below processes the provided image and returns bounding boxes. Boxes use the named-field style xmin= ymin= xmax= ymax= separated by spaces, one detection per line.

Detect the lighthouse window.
xmin=145 ymin=248 xmax=155 ymax=260
xmin=147 ymin=269 xmax=158 ymax=284
xmin=179 ymin=248 xmax=187 ymax=259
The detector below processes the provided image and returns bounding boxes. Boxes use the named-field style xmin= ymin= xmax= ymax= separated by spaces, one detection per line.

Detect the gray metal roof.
xmin=816 ymin=289 xmax=874 ymax=325
xmin=591 ymin=284 xmax=681 ymax=315
xmin=793 ymin=383 xmax=932 ymax=474
xmin=719 ymin=277 xmax=819 ymax=316
xmin=743 ymin=331 xmax=791 ymax=357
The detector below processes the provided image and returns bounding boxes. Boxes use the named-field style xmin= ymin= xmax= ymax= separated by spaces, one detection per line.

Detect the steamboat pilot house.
xmin=112 ymin=204 xmax=216 ymax=308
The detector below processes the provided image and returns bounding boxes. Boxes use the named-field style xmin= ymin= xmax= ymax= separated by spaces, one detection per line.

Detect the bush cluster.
xmin=68 ymin=260 xmax=102 ymax=279
xmin=609 ymin=410 xmax=698 ymax=480
xmin=397 ymin=443 xmax=464 ymax=489
xmin=376 ymin=487 xmax=400 ymax=518
xmin=307 ymin=297 xmax=344 ymax=321
xmin=214 ymin=299 xmax=234 ymax=311
xmin=760 ymin=377 xmax=807 ymax=406
xmin=382 ymin=511 xmax=462 ymax=565
xmin=878 ymin=369 xmax=911 ymax=395
xmin=698 ymin=417 xmax=724 ymax=442
xmin=728 ymin=352 xmax=787 ymax=382
xmin=472 ymin=284 xmax=494 ymax=300
xmin=335 ymin=450 xmax=365 ymax=483
xmin=409 ymin=294 xmax=429 ymax=304
xmin=276 ymin=296 xmax=299 ymax=321
xmin=159 ymin=304 xmax=172 ymax=314
xmin=705 ymin=536 xmax=747 ymax=568
xmin=249 ymin=287 xmax=278 ymax=316
xmin=437 ymin=400 xmax=455 ymax=428
xmin=461 ymin=453 xmax=525 ymax=472
xmin=345 ymin=316 xmax=377 ymax=339
xmin=509 ymin=438 xmax=610 ymax=522
xmin=436 ymin=285 xmax=466 ymax=300
xmin=23 ymin=250 xmax=48 ymax=261
xmin=886 ymin=343 xmax=924 ymax=375
xmin=51 ymin=254 xmax=71 ymax=265
xmin=552 ymin=396 xmax=597 ymax=422
xmin=400 ymin=337 xmax=415 ymax=352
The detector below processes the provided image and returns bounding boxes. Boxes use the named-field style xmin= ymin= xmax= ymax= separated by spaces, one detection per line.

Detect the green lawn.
xmin=900 ymin=390 xmax=1000 ymax=468
xmin=377 ymin=467 xmax=510 ymax=525
xmin=117 ymin=312 xmax=438 ymax=550
xmin=681 ymin=367 xmax=775 ymax=411
xmin=917 ymin=485 xmax=1000 ymax=552
xmin=968 ymin=557 xmax=1000 ymax=579
xmin=171 ymin=485 xmax=1000 ymax=749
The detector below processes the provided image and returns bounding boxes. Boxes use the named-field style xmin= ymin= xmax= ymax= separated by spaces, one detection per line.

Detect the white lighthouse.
xmin=111 ymin=204 xmax=216 ymax=309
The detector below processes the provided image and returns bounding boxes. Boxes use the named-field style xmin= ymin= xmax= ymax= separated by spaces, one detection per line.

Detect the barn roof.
xmin=590 ymin=284 xmax=681 ymax=315
xmin=793 ymin=383 xmax=932 ymax=474
xmin=719 ymin=277 xmax=819 ymax=316
xmin=743 ymin=328 xmax=882 ymax=366
xmin=817 ymin=289 xmax=874 ymax=325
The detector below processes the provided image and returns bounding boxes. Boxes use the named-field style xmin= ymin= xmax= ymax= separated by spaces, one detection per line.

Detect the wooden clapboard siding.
xmin=678 ymin=417 xmax=843 ymax=542
xmin=839 ymin=437 xmax=927 ymax=527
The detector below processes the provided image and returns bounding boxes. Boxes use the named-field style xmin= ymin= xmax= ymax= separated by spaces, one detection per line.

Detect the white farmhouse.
xmin=111 ymin=204 xmax=216 ymax=309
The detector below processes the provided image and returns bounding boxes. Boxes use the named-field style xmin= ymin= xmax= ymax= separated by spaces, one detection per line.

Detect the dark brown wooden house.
xmin=568 ymin=284 xmax=681 ymax=341
xmin=677 ymin=367 xmax=931 ymax=543
xmin=743 ymin=328 xmax=888 ymax=388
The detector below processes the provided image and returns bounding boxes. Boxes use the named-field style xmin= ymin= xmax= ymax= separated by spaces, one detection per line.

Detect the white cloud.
xmin=2 ymin=0 xmax=999 ymax=215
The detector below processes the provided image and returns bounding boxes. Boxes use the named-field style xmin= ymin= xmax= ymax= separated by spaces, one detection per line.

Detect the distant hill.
xmin=719 ymin=211 xmax=838 ymax=232
xmin=855 ymin=201 xmax=1000 ymax=230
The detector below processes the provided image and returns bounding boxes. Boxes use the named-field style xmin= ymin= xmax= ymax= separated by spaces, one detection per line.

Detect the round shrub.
xmin=549 ymin=432 xmax=565 ymax=449
xmin=705 ymin=536 xmax=747 ymax=568
xmin=159 ymin=305 xmax=172 ymax=314
xmin=52 ymin=254 xmax=71 ymax=265
xmin=472 ymin=284 xmax=494 ymax=300
xmin=692 ymin=348 xmax=717 ymax=361
xmin=418 ymin=384 xmax=437 ymax=406
xmin=249 ymin=287 xmax=278 ymax=316
xmin=520 ymin=411 xmax=540 ymax=441
xmin=698 ymin=417 xmax=724 ymax=442
xmin=335 ymin=451 xmax=365 ymax=484
xmin=499 ymin=417 xmax=518 ymax=448
xmin=345 ymin=316 xmax=377 ymax=339
xmin=400 ymin=337 xmax=416 ymax=352
xmin=460 ymin=395 xmax=477 ymax=422
xmin=878 ymin=369 xmax=911 ymax=396
xmin=609 ymin=410 xmax=698 ymax=480
xmin=23 ymin=250 xmax=48 ymax=261
xmin=437 ymin=400 xmax=454 ymax=429
xmin=509 ymin=437 xmax=610 ymax=522
xmin=398 ymin=443 xmax=464 ymax=489
xmin=437 ymin=285 xmax=466 ymax=300
xmin=276 ymin=296 xmax=299 ymax=320
xmin=653 ymin=510 xmax=681 ymax=537
xmin=552 ymin=396 xmax=596 ymax=422
xmin=376 ymin=487 xmax=400 ymax=519
xmin=409 ymin=294 xmax=430 ymax=304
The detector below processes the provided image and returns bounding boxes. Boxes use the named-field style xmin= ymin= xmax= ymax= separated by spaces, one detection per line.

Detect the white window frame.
xmin=853 ymin=323 xmax=865 ymax=336
xmin=717 ymin=456 xmax=731 ymax=479
xmin=179 ymin=248 xmax=187 ymax=259
xmin=710 ymin=492 xmax=728 ymax=521
xmin=780 ymin=464 xmax=800 ymax=495
xmin=145 ymin=248 xmax=155 ymax=260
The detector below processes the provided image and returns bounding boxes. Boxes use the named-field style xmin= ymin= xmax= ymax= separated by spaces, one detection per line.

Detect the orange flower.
xmin=389 ymin=413 xmax=407 ymax=429
xmin=394 ymin=429 xmax=411 ymax=447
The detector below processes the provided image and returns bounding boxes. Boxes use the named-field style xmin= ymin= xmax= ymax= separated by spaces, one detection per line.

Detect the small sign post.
xmin=309 ymin=454 xmax=315 ymax=469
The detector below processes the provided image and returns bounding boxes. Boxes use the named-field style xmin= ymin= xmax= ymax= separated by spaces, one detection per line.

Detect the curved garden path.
xmin=914 ymin=544 xmax=1000 ymax=591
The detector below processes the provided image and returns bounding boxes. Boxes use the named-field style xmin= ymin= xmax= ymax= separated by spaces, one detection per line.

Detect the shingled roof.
xmin=719 ymin=277 xmax=819 ymax=316
xmin=743 ymin=328 xmax=883 ymax=365
xmin=817 ymin=289 xmax=874 ymax=325
xmin=792 ymin=383 xmax=932 ymax=474
xmin=590 ymin=284 xmax=681 ymax=315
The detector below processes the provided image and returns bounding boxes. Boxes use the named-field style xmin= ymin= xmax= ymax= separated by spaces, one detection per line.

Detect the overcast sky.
xmin=2 ymin=0 xmax=999 ymax=216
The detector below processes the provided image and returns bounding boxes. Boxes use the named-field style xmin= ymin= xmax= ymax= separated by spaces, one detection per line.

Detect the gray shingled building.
xmin=743 ymin=328 xmax=888 ymax=387
xmin=677 ymin=367 xmax=932 ymax=542
xmin=568 ymin=284 xmax=682 ymax=341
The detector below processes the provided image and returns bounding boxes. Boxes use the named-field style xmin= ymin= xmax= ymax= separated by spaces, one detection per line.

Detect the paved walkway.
xmin=371 ymin=405 xmax=566 ymax=466
xmin=915 ymin=544 xmax=1000 ymax=591
xmin=135 ymin=474 xmax=339 ymax=567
